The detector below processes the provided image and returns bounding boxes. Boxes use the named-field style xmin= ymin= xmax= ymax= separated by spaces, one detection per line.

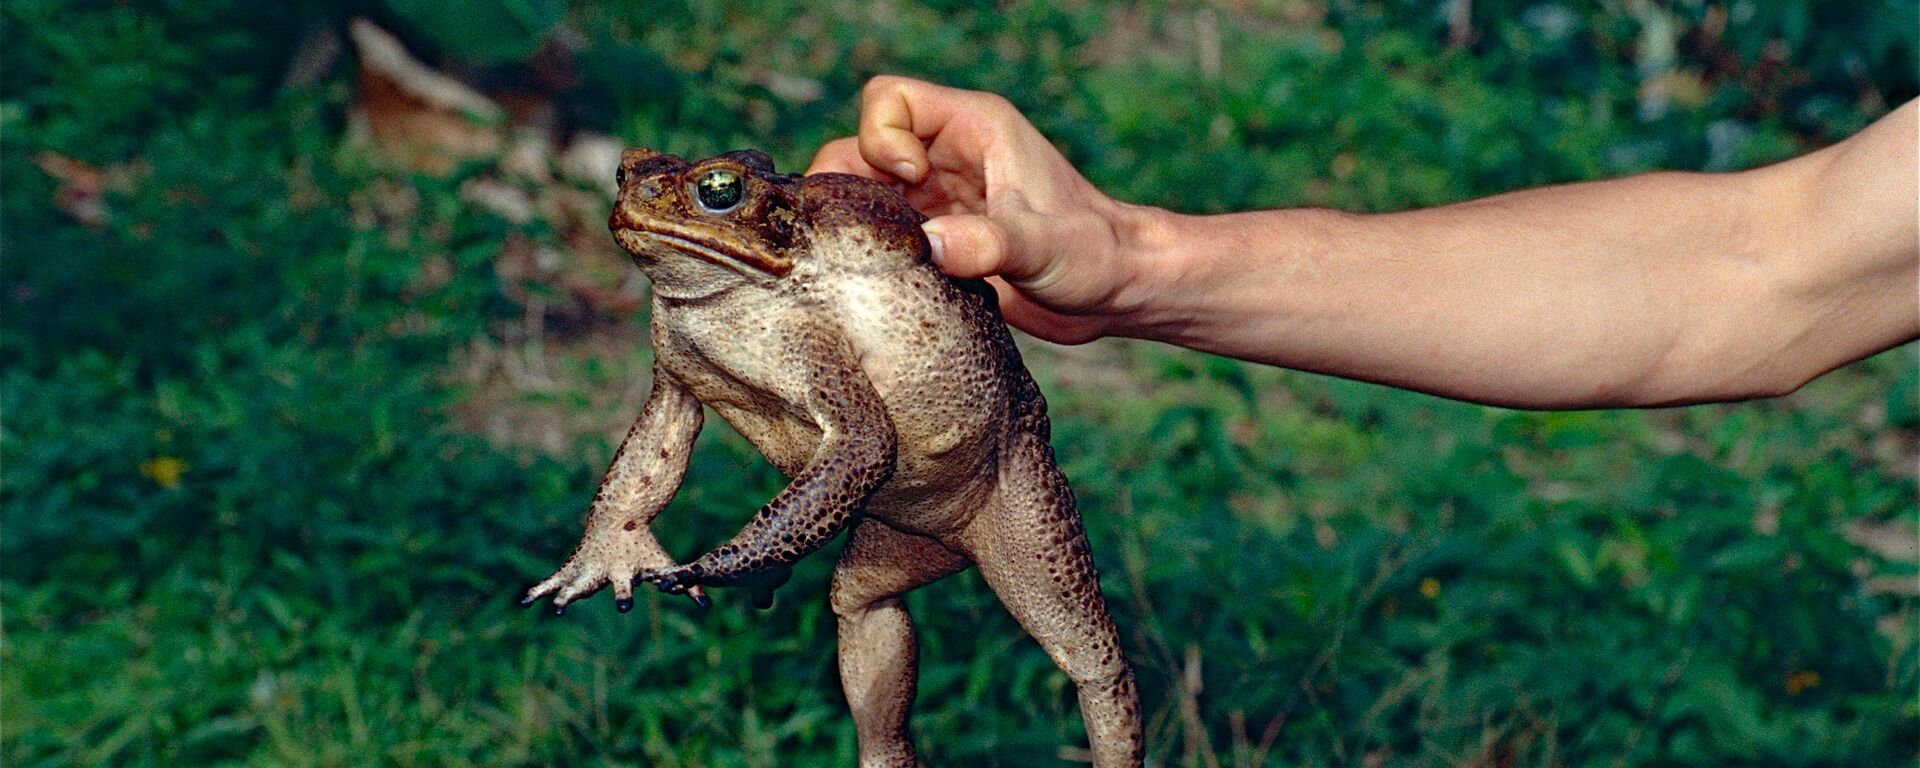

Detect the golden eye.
xmin=695 ymin=169 xmax=744 ymax=212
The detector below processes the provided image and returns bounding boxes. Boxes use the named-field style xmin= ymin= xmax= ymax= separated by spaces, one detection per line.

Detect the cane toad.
xmin=521 ymin=148 xmax=1143 ymax=767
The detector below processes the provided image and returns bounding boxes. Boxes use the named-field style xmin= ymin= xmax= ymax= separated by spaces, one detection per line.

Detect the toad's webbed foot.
xmin=637 ymin=564 xmax=715 ymax=608
xmin=522 ymin=533 xmax=708 ymax=614
xmin=523 ymin=369 xmax=709 ymax=615
xmin=640 ymin=562 xmax=706 ymax=595
xmin=639 ymin=560 xmax=794 ymax=610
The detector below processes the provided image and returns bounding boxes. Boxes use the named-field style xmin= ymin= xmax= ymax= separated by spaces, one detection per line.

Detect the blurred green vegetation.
xmin=3 ymin=1 xmax=1915 ymax=766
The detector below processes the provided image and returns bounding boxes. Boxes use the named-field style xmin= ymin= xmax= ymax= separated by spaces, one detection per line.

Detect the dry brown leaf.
xmin=34 ymin=153 xmax=141 ymax=227
xmin=348 ymin=18 xmax=504 ymax=174
xmin=34 ymin=152 xmax=107 ymax=227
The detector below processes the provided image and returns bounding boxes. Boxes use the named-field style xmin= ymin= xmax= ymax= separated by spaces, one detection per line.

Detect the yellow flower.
xmin=1784 ymin=670 xmax=1821 ymax=696
xmin=1418 ymin=577 xmax=1441 ymax=600
xmin=140 ymin=456 xmax=187 ymax=489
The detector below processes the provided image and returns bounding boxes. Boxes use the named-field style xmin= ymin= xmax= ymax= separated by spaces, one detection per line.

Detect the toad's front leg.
xmin=643 ymin=339 xmax=896 ymax=597
xmin=522 ymin=368 xmax=705 ymax=614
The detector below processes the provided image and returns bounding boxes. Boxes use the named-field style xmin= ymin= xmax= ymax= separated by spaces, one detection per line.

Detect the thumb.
xmin=922 ymin=214 xmax=1045 ymax=282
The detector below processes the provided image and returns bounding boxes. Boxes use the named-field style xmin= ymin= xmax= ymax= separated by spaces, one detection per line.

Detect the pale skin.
xmin=810 ymin=76 xmax=1920 ymax=410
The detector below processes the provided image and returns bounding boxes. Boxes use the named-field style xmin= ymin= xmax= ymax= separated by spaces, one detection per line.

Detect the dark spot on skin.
xmin=623 ymin=520 xmax=639 ymax=531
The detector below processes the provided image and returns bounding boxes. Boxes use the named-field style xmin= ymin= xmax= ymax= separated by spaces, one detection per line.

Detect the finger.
xmin=922 ymin=213 xmax=1050 ymax=282
xmin=612 ymin=577 xmax=635 ymax=613
xmin=806 ymin=137 xmax=884 ymax=178
xmin=650 ymin=568 xmax=688 ymax=594
xmin=858 ymin=77 xmax=934 ymax=183
xmin=857 ymin=75 xmax=1007 ymax=184
xmin=687 ymin=585 xmax=711 ymax=608
xmin=750 ymin=580 xmax=778 ymax=610
xmin=552 ymin=571 xmax=604 ymax=613
xmin=521 ymin=570 xmax=570 ymax=607
xmin=920 ymin=214 xmax=1006 ymax=278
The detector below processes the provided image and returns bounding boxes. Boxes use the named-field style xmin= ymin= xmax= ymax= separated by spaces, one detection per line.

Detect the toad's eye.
xmin=694 ymin=169 xmax=744 ymax=213
xmin=615 ymin=165 xmax=626 ymax=186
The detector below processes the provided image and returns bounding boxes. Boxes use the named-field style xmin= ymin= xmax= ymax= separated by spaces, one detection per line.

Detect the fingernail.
xmin=551 ymin=604 xmax=566 ymax=617
xmin=892 ymin=161 xmax=918 ymax=181
xmin=924 ymin=228 xmax=946 ymax=267
xmin=518 ymin=595 xmax=536 ymax=607
xmin=615 ymin=597 xmax=634 ymax=613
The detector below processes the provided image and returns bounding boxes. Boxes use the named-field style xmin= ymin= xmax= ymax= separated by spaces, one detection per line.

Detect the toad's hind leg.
xmin=831 ymin=519 xmax=973 ymax=768
xmin=963 ymin=437 xmax=1143 ymax=768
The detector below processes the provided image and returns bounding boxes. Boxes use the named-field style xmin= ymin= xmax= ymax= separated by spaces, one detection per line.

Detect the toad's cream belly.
xmin=656 ymin=265 xmax=1009 ymax=537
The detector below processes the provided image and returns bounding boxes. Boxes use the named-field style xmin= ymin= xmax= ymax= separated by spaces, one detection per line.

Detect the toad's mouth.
xmin=614 ymin=220 xmax=793 ymax=277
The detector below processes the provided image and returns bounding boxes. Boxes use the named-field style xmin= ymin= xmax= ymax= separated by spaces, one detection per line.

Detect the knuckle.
xmin=974 ymin=219 xmax=1011 ymax=260
xmin=862 ymin=74 xmax=905 ymax=98
xmin=980 ymin=93 xmax=1020 ymax=123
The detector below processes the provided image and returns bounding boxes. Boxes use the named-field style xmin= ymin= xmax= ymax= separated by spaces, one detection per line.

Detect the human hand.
xmin=808 ymin=76 xmax=1157 ymax=343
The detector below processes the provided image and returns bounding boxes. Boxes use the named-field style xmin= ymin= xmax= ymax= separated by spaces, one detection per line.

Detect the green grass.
xmin=4 ymin=1 xmax=1915 ymax=766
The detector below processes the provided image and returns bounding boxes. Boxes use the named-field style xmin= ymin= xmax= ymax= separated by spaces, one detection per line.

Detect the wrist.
xmin=1096 ymin=200 xmax=1192 ymax=340
xmin=1100 ymin=204 xmax=1354 ymax=350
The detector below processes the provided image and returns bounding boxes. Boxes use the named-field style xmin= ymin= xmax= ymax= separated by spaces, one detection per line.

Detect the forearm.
xmin=523 ymin=370 xmax=708 ymax=612
xmin=586 ymin=376 xmax=703 ymax=527
xmin=1119 ymin=176 xmax=1787 ymax=408
xmin=1116 ymin=103 xmax=1918 ymax=409
xmin=683 ymin=428 xmax=896 ymax=584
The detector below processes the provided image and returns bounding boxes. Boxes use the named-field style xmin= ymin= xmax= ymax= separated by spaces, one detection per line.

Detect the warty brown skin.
xmin=519 ymin=148 xmax=1144 ymax=767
